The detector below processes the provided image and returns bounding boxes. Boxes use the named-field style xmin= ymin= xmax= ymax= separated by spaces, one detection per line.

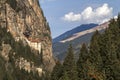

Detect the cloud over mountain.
xmin=62 ymin=3 xmax=113 ymax=24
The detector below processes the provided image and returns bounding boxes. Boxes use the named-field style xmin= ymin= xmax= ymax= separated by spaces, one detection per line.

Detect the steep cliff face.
xmin=0 ymin=0 xmax=55 ymax=76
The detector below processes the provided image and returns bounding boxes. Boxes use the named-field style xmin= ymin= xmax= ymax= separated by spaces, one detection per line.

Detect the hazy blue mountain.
xmin=53 ymin=22 xmax=109 ymax=61
xmin=53 ymin=23 xmax=98 ymax=43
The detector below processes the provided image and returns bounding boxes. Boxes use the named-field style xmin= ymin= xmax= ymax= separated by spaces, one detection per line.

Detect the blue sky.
xmin=39 ymin=0 xmax=120 ymax=38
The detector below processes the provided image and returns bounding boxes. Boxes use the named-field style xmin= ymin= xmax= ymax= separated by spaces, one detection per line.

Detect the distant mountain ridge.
xmin=53 ymin=23 xmax=98 ymax=43
xmin=53 ymin=22 xmax=109 ymax=61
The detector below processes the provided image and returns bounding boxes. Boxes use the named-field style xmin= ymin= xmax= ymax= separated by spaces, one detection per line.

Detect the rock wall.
xmin=0 ymin=0 xmax=55 ymax=72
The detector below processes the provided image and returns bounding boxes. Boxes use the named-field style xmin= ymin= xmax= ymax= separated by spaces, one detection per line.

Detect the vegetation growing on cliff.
xmin=0 ymin=26 xmax=43 ymax=80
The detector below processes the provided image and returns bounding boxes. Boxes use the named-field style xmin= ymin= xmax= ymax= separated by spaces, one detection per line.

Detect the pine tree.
xmin=99 ymin=17 xmax=120 ymax=80
xmin=117 ymin=13 xmax=120 ymax=27
xmin=62 ymin=44 xmax=78 ymax=80
xmin=89 ymin=30 xmax=103 ymax=68
xmin=59 ymin=71 xmax=70 ymax=80
xmin=50 ymin=61 xmax=63 ymax=80
xmin=116 ymin=15 xmax=120 ymax=61
xmin=77 ymin=43 xmax=89 ymax=80
xmin=89 ymin=30 xmax=104 ymax=79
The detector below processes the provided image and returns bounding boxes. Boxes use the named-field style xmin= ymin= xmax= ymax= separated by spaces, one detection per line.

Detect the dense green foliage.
xmin=50 ymin=61 xmax=63 ymax=80
xmin=62 ymin=45 xmax=78 ymax=80
xmin=77 ymin=43 xmax=89 ymax=80
xmin=50 ymin=45 xmax=78 ymax=80
xmin=51 ymin=14 xmax=120 ymax=80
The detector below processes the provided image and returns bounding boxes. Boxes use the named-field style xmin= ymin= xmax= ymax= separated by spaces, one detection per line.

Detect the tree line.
xmin=50 ymin=14 xmax=120 ymax=80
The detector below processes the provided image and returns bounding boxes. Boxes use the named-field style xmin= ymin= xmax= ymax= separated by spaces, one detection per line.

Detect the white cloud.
xmin=114 ymin=16 xmax=118 ymax=19
xmin=63 ymin=12 xmax=81 ymax=22
xmin=81 ymin=7 xmax=94 ymax=20
xmin=62 ymin=3 xmax=113 ymax=24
